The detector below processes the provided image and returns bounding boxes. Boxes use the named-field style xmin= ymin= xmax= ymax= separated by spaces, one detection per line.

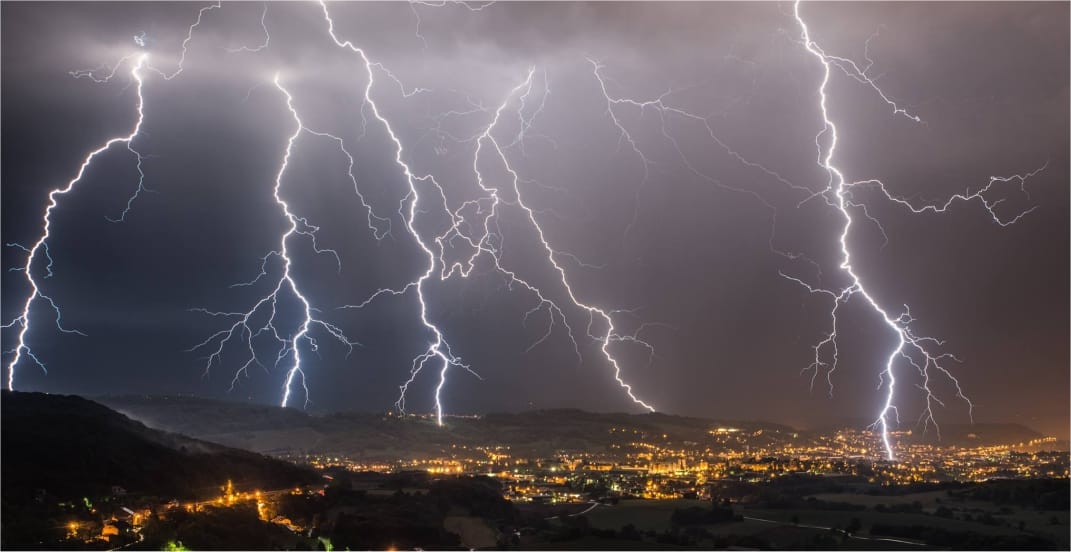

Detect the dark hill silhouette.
xmin=0 ymin=391 xmax=317 ymax=505
xmin=99 ymin=395 xmax=1053 ymax=461
xmin=100 ymin=395 xmax=799 ymax=458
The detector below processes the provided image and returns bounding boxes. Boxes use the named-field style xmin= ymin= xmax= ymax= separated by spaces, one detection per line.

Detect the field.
xmin=571 ymin=493 xmax=1069 ymax=549
xmin=584 ymin=499 xmax=698 ymax=532
xmin=575 ymin=498 xmax=923 ymax=549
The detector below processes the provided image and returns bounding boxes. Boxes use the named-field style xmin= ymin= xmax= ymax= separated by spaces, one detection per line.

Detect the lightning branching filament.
xmin=791 ymin=0 xmax=1043 ymax=460
xmin=588 ymin=57 xmax=824 ymax=274
xmin=6 ymin=1 xmax=244 ymax=390
xmin=3 ymin=2 xmax=1046 ymax=443
xmin=456 ymin=67 xmax=657 ymax=412
xmin=317 ymin=1 xmax=477 ymax=424
xmin=4 ymin=54 xmax=149 ymax=391
xmin=321 ymin=1 xmax=659 ymax=420
xmin=188 ymin=75 xmax=368 ymax=409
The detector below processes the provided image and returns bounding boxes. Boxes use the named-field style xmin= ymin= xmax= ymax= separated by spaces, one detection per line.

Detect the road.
xmin=742 ymin=515 xmax=925 ymax=546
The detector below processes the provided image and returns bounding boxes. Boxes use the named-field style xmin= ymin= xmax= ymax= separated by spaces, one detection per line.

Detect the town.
xmin=294 ymin=426 xmax=1068 ymax=505
xmin=32 ymin=422 xmax=1070 ymax=549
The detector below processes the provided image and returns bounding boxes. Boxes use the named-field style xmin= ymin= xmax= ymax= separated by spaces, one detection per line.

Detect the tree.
xmin=619 ymin=523 xmax=642 ymax=541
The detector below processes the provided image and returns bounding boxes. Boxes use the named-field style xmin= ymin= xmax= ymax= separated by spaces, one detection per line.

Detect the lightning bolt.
xmin=187 ymin=74 xmax=374 ymax=409
xmin=582 ymin=57 xmax=853 ymax=415
xmin=15 ymin=2 xmax=658 ymax=417
xmin=313 ymin=1 xmax=479 ymax=424
xmin=791 ymin=0 xmax=1044 ymax=460
xmin=4 ymin=2 xmax=262 ymax=391
xmin=322 ymin=2 xmax=656 ymax=421
xmin=11 ymin=2 xmax=1039 ymax=442
xmin=4 ymin=54 xmax=149 ymax=390
xmin=452 ymin=66 xmax=658 ymax=413
xmin=165 ymin=1 xmax=480 ymax=417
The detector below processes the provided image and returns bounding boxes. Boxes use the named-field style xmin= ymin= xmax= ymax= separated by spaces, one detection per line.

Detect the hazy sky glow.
xmin=2 ymin=2 xmax=1068 ymax=435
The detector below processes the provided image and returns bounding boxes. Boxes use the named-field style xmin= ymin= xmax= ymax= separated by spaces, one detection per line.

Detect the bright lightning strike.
xmin=4 ymin=54 xmax=149 ymax=390
xmin=5 ymin=1 xmax=265 ymax=392
xmin=452 ymin=66 xmax=658 ymax=412
xmin=322 ymin=2 xmax=657 ymax=420
xmin=791 ymin=0 xmax=1044 ymax=460
xmin=6 ymin=3 xmax=1042 ymax=440
xmin=9 ymin=1 xmax=659 ymax=418
xmin=315 ymin=1 xmax=478 ymax=424
xmin=188 ymin=75 xmax=368 ymax=409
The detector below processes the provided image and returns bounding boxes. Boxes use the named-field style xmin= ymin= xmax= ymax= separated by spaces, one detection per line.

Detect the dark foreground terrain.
xmin=2 ymin=392 xmax=1067 ymax=550
xmin=0 ymin=391 xmax=317 ymax=549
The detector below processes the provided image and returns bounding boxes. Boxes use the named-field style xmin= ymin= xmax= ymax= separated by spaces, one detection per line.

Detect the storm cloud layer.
xmin=2 ymin=2 xmax=1068 ymax=435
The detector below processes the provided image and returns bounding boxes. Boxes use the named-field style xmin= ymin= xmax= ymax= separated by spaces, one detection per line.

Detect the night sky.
xmin=2 ymin=2 xmax=1067 ymax=435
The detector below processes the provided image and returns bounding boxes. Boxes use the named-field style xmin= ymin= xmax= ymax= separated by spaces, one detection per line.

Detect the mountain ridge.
xmin=96 ymin=394 xmax=1050 ymax=459
xmin=1 ymin=391 xmax=318 ymax=504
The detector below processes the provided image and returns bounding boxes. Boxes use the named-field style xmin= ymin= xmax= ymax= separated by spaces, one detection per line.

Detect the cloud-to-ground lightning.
xmin=4 ymin=1 xmax=1048 ymax=440
xmin=5 ymin=0 xmax=660 ymax=420
xmin=446 ymin=66 xmax=658 ymax=412
xmin=790 ymin=0 xmax=1044 ymax=460
xmin=575 ymin=2 xmax=1045 ymax=459
xmin=316 ymin=1 xmax=480 ymax=424
xmin=188 ymin=75 xmax=371 ymax=409
xmin=582 ymin=57 xmax=864 ymax=410
xmin=320 ymin=1 xmax=658 ymax=420
xmin=134 ymin=0 xmax=480 ymax=417
xmin=3 ymin=53 xmax=149 ymax=390
xmin=3 ymin=0 xmax=254 ymax=390
xmin=5 ymin=1 xmax=278 ymax=392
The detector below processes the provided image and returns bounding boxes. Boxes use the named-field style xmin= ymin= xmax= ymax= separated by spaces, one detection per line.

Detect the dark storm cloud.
xmin=2 ymin=2 xmax=1067 ymax=435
